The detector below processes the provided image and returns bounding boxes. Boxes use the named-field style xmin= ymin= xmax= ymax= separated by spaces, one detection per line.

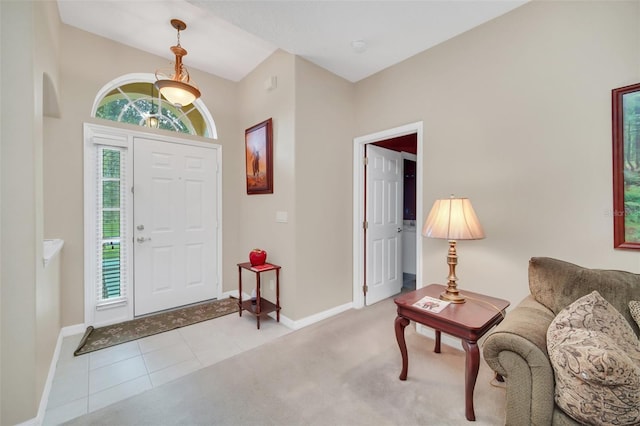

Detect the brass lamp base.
xmin=439 ymin=240 xmax=466 ymax=304
xmin=440 ymin=287 xmax=466 ymax=304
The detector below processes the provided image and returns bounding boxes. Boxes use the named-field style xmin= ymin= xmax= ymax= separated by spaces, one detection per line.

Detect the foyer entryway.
xmin=83 ymin=123 xmax=222 ymax=327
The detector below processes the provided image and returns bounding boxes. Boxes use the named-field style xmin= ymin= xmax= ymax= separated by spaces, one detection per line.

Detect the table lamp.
xmin=422 ymin=196 xmax=485 ymax=303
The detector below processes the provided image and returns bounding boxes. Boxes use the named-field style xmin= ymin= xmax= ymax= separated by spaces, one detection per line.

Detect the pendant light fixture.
xmin=155 ymin=19 xmax=201 ymax=108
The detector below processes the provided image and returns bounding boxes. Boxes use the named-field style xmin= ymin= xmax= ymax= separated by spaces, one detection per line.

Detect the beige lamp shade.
xmin=422 ymin=197 xmax=485 ymax=241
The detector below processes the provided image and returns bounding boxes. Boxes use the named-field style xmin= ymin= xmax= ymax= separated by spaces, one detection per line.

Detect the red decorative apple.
xmin=249 ymin=249 xmax=267 ymax=266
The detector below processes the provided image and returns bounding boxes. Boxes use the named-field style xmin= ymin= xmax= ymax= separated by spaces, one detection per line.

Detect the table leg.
xmin=395 ymin=316 xmax=410 ymax=381
xmin=462 ymin=340 xmax=480 ymax=421
xmin=434 ymin=330 xmax=441 ymax=353
xmin=256 ymin=273 xmax=261 ymax=330
xmin=238 ymin=266 xmax=243 ymax=317
xmin=276 ymin=268 xmax=280 ymax=322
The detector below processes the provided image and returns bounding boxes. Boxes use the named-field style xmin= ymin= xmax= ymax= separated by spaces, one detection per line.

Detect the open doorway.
xmin=371 ymin=137 xmax=418 ymax=295
xmin=352 ymin=122 xmax=423 ymax=308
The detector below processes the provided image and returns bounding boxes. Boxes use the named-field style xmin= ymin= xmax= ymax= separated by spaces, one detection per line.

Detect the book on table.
xmin=412 ymin=295 xmax=451 ymax=313
xmin=250 ymin=263 xmax=273 ymax=272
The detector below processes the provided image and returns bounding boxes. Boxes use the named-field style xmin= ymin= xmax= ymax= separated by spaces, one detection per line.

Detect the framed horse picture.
xmin=245 ymin=118 xmax=273 ymax=195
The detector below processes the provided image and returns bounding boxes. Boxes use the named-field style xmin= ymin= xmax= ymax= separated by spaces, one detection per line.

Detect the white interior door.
xmin=366 ymin=145 xmax=403 ymax=304
xmin=133 ymin=137 xmax=218 ymax=316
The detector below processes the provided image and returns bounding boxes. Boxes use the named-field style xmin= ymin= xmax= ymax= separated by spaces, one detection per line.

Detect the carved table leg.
xmin=395 ymin=316 xmax=410 ymax=381
xmin=434 ymin=330 xmax=441 ymax=353
xmin=462 ymin=340 xmax=480 ymax=421
xmin=238 ymin=265 xmax=243 ymax=317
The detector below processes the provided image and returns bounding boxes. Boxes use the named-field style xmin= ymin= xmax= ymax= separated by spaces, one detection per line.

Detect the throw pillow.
xmin=631 ymin=301 xmax=640 ymax=329
xmin=547 ymin=291 xmax=640 ymax=425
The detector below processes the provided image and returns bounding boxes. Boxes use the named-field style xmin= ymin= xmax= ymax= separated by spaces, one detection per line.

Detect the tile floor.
xmin=43 ymin=311 xmax=291 ymax=425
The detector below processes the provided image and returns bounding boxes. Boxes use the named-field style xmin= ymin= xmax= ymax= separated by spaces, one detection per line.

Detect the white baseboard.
xmin=27 ymin=323 xmax=86 ymax=426
xmin=15 ymin=416 xmax=38 ymax=426
xmin=222 ymin=290 xmax=353 ymax=331
xmin=31 ymin=333 xmax=63 ymax=426
xmin=221 ymin=289 xmax=245 ymax=300
xmin=286 ymin=302 xmax=353 ymax=330
xmin=62 ymin=323 xmax=88 ymax=337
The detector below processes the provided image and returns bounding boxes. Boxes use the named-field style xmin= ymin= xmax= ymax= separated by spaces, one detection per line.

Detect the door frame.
xmin=83 ymin=123 xmax=223 ymax=327
xmin=352 ymin=121 xmax=424 ymax=308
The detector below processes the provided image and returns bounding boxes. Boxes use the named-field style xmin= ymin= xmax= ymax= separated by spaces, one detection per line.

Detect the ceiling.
xmin=56 ymin=0 xmax=527 ymax=83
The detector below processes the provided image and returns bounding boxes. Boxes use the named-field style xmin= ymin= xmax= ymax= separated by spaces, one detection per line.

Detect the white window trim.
xmin=84 ymin=124 xmax=134 ymax=327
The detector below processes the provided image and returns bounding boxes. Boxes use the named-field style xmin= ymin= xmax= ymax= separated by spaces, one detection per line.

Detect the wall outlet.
xmin=269 ymin=279 xmax=275 ymax=291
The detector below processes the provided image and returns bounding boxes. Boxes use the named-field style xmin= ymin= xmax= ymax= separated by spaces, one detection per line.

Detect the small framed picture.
xmin=245 ymin=118 xmax=273 ymax=195
xmin=612 ymin=83 xmax=640 ymax=249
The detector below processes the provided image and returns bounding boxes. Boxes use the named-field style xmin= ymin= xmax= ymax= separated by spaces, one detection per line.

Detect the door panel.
xmin=366 ymin=145 xmax=403 ymax=305
xmin=134 ymin=137 xmax=218 ymax=316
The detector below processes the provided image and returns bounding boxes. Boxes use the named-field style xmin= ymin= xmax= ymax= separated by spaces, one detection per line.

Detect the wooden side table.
xmin=237 ymin=262 xmax=281 ymax=329
xmin=394 ymin=284 xmax=509 ymax=421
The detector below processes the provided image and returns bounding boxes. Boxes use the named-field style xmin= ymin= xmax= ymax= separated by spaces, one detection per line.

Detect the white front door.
xmin=365 ymin=145 xmax=403 ymax=304
xmin=133 ymin=137 xmax=218 ymax=316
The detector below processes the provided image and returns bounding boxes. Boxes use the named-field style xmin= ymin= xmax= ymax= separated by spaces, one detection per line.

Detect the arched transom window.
xmin=92 ymin=73 xmax=217 ymax=139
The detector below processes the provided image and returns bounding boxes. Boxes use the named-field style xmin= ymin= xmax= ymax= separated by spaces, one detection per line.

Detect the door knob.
xmin=136 ymin=237 xmax=151 ymax=243
xmin=397 ymin=227 xmax=402 ymax=233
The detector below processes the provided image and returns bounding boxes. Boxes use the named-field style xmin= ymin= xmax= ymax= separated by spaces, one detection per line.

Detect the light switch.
xmin=276 ymin=211 xmax=288 ymax=223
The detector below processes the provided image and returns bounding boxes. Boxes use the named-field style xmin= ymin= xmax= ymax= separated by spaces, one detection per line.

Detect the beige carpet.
xmin=66 ymin=296 xmax=506 ymax=425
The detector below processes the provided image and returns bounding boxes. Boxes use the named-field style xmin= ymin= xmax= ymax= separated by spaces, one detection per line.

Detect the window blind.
xmin=96 ymin=146 xmax=128 ymax=303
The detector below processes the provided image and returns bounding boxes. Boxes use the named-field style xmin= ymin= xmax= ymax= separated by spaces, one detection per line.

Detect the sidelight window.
xmin=96 ymin=147 xmax=128 ymax=303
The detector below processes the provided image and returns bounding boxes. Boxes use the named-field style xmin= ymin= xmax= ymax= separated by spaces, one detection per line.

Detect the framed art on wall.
xmin=612 ymin=83 xmax=640 ymax=249
xmin=245 ymin=118 xmax=273 ymax=195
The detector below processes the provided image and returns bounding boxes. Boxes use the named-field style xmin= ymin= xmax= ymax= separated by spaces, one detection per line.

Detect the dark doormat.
xmin=74 ymin=298 xmax=238 ymax=356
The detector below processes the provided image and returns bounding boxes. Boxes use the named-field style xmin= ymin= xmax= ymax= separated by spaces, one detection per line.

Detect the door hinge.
xmin=363 ymin=157 xmax=368 ymax=166
xmin=131 ymin=186 xmax=134 ymax=194
xmin=363 ymin=284 xmax=368 ymax=294
xmin=363 ymin=221 xmax=368 ymax=230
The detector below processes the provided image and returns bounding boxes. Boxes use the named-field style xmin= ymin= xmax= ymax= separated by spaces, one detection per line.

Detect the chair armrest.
xmin=483 ymin=295 xmax=557 ymax=426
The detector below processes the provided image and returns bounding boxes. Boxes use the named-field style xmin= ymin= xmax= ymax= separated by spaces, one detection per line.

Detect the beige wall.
xmin=235 ymin=53 xmax=356 ymax=320
xmin=294 ymin=57 xmax=355 ymax=318
xmin=0 ymin=3 xmax=38 ymax=422
xmin=355 ymin=0 xmax=640 ymax=307
xmin=1 ymin=1 xmax=61 ymax=423
xmin=237 ymin=50 xmax=298 ymax=315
